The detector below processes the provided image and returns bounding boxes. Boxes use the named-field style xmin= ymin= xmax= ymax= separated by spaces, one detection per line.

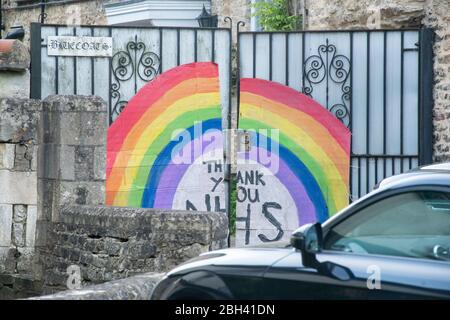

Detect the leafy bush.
xmin=229 ymin=174 xmax=237 ymax=236
xmin=252 ymin=0 xmax=301 ymax=31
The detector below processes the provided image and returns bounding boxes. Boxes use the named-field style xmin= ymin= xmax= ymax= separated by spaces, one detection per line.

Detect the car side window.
xmin=323 ymin=191 xmax=450 ymax=261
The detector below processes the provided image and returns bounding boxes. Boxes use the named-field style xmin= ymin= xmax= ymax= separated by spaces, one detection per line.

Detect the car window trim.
xmin=321 ymin=184 xmax=450 ymax=263
xmin=319 ymin=246 xmax=450 ymax=266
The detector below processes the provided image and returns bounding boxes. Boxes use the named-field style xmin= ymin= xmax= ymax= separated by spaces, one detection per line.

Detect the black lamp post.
xmin=196 ymin=5 xmax=218 ymax=28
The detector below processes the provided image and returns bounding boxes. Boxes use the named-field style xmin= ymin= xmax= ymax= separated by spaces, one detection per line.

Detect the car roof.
xmin=418 ymin=162 xmax=450 ymax=172
xmin=378 ymin=163 xmax=450 ymax=190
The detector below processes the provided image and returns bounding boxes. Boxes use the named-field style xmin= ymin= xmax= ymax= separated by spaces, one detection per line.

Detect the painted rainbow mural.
xmin=106 ymin=62 xmax=223 ymax=209
xmin=238 ymin=78 xmax=351 ymax=232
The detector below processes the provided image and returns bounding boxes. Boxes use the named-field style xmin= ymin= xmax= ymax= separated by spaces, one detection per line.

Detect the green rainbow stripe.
xmin=106 ymin=62 xmax=222 ymax=207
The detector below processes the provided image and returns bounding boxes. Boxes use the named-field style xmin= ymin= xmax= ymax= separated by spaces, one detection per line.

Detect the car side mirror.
xmin=291 ymin=223 xmax=354 ymax=281
xmin=290 ymin=223 xmax=323 ymax=268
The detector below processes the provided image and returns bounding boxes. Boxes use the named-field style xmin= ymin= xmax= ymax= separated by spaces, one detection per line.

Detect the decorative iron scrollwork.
xmin=110 ymin=35 xmax=160 ymax=122
xmin=302 ymin=39 xmax=351 ymax=127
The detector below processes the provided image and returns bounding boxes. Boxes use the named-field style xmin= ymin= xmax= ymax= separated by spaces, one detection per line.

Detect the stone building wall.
xmin=423 ymin=0 xmax=450 ymax=162
xmin=2 ymin=0 xmax=107 ymax=47
xmin=212 ymin=0 xmax=251 ymax=37
xmin=305 ymin=0 xmax=450 ymax=162
xmin=305 ymin=0 xmax=425 ymax=30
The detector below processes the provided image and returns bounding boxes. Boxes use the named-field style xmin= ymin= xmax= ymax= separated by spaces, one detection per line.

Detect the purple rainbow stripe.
xmin=237 ymin=147 xmax=316 ymax=224
xmin=153 ymin=130 xmax=223 ymax=208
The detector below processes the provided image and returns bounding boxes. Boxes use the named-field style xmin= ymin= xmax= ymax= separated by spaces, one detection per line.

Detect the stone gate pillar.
xmin=38 ymin=95 xmax=107 ymax=225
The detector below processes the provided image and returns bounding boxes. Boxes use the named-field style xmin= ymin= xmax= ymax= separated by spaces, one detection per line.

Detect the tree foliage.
xmin=252 ymin=0 xmax=301 ymax=31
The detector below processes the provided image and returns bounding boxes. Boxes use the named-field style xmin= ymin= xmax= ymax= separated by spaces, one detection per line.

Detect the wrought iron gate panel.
xmin=31 ymin=23 xmax=232 ymax=127
xmin=30 ymin=23 xmax=433 ymax=203
xmin=237 ymin=29 xmax=433 ymax=201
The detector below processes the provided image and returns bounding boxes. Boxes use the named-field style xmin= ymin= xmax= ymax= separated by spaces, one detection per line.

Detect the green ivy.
xmin=229 ymin=174 xmax=237 ymax=236
xmin=252 ymin=0 xmax=301 ymax=32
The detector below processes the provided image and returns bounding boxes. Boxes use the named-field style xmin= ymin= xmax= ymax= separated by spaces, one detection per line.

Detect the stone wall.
xmin=0 ymin=94 xmax=108 ymax=299
xmin=304 ymin=0 xmax=450 ymax=162
xmin=36 ymin=95 xmax=107 ymax=294
xmin=212 ymin=0 xmax=251 ymax=38
xmin=0 ymin=97 xmax=41 ymax=280
xmin=38 ymin=95 xmax=107 ymax=224
xmin=2 ymin=0 xmax=107 ymax=47
xmin=0 ymin=39 xmax=30 ymax=98
xmin=41 ymin=205 xmax=228 ymax=294
xmin=305 ymin=0 xmax=424 ymax=30
xmin=0 ymin=93 xmax=228 ymax=299
xmin=423 ymin=0 xmax=450 ymax=162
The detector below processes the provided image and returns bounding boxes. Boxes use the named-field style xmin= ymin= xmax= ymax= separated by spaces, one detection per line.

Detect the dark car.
xmin=152 ymin=164 xmax=450 ymax=299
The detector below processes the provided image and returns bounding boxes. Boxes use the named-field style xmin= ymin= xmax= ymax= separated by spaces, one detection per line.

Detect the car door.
xmin=262 ymin=187 xmax=450 ymax=299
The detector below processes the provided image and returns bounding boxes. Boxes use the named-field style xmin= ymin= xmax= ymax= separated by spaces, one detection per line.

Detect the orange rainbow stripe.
xmin=239 ymin=78 xmax=351 ymax=220
xmin=106 ymin=62 xmax=222 ymax=207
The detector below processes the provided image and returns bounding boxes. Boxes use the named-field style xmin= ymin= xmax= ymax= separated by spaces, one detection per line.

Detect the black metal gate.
xmin=237 ymin=27 xmax=434 ymax=201
xmin=30 ymin=23 xmax=434 ymax=203
xmin=30 ymin=22 xmax=232 ymax=126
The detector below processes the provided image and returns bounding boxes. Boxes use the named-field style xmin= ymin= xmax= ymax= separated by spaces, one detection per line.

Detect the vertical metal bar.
xmin=366 ymin=158 xmax=369 ymax=194
xmin=325 ymin=38 xmax=329 ymax=110
xmin=134 ymin=34 xmax=137 ymax=94
xmin=301 ymin=32 xmax=305 ymax=92
xmin=194 ymin=29 xmax=198 ymax=62
xmin=176 ymin=28 xmax=180 ymax=66
xmin=375 ymin=157 xmax=378 ymax=185
xmin=30 ymin=23 xmax=42 ymax=99
xmin=366 ymin=32 xmax=370 ymax=155
xmin=349 ymin=33 xmax=354 ymax=133
xmin=73 ymin=26 xmax=77 ymax=95
xmin=382 ymin=32 xmax=387 ymax=176
xmin=108 ymin=27 xmax=113 ymax=124
xmin=285 ymin=33 xmax=289 ymax=86
xmin=222 ymin=17 xmax=232 ymax=247
xmin=91 ymin=27 xmax=95 ymax=95
xmin=269 ymin=33 xmax=272 ymax=81
xmin=358 ymin=157 xmax=361 ymax=199
xmin=159 ymin=28 xmax=163 ymax=73
xmin=418 ymin=28 xmax=434 ymax=165
xmin=227 ymin=27 xmax=232 ymax=248
xmin=0 ymin=1 xmax=3 ymax=39
xmin=40 ymin=0 xmax=46 ymax=24
xmin=252 ymin=33 xmax=256 ymax=78
xmin=392 ymin=157 xmax=396 ymax=176
xmin=236 ymin=22 xmax=245 ymax=126
xmin=349 ymin=32 xmax=354 ymax=200
xmin=349 ymin=158 xmax=354 ymax=202
xmin=227 ymin=28 xmax=232 ymax=131
xmin=55 ymin=26 xmax=59 ymax=94
xmin=211 ymin=29 xmax=215 ymax=63
xmin=400 ymin=31 xmax=404 ymax=172
xmin=228 ymin=28 xmax=232 ymax=130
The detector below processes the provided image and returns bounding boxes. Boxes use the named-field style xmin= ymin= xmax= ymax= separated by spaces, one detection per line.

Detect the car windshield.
xmin=323 ymin=191 xmax=450 ymax=261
